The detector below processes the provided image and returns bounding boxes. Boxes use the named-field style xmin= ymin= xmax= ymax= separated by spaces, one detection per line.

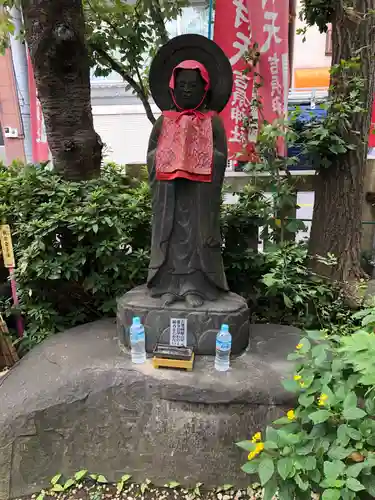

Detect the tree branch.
xmin=149 ymin=0 xmax=169 ymax=45
xmin=91 ymin=43 xmax=156 ymax=124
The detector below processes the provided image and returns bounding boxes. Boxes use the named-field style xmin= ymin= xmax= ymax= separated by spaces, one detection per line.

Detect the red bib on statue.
xmin=155 ymin=110 xmax=215 ymax=183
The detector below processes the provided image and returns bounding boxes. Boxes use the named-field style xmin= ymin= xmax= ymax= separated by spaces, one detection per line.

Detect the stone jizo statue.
xmin=147 ymin=34 xmax=233 ymax=308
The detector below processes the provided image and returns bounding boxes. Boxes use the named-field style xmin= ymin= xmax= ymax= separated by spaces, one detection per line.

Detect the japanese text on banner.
xmin=248 ymin=0 xmax=289 ymax=155
xmin=214 ymin=0 xmax=255 ymax=161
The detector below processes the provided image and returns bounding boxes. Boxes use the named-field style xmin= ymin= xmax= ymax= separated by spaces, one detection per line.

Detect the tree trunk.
xmin=308 ymin=0 xmax=375 ymax=281
xmin=21 ymin=0 xmax=103 ymax=181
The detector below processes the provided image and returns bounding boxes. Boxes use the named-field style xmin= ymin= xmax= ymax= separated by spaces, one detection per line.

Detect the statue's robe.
xmin=146 ymin=113 xmax=229 ymax=301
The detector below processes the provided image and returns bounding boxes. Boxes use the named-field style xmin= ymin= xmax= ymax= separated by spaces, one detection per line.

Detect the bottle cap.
xmin=132 ymin=316 xmax=141 ymax=326
xmin=221 ymin=324 xmax=229 ymax=332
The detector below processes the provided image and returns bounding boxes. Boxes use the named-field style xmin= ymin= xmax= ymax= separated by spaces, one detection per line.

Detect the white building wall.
xmin=293 ymin=0 xmax=331 ymax=70
xmin=93 ymin=104 xmax=160 ymax=165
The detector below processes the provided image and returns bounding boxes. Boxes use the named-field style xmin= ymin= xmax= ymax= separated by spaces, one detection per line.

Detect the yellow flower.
xmin=248 ymin=442 xmax=265 ymax=461
xmin=299 ymin=381 xmax=305 ymax=388
xmin=294 ymin=374 xmax=301 ymax=381
xmin=287 ymin=410 xmax=296 ymax=420
xmin=296 ymin=343 xmax=303 ymax=350
xmin=251 ymin=432 xmax=262 ymax=443
xmin=318 ymin=393 xmax=328 ymax=406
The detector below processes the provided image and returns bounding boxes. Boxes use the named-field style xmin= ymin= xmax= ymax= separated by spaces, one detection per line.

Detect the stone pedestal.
xmin=117 ymin=285 xmax=250 ymax=355
xmin=0 ymin=319 xmax=301 ymax=500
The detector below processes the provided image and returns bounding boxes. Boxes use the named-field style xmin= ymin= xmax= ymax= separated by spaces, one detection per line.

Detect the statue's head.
xmin=169 ymin=60 xmax=210 ymax=111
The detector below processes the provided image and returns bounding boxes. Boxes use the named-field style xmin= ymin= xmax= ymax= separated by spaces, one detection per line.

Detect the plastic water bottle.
xmin=130 ymin=317 xmax=146 ymax=364
xmin=214 ymin=324 xmax=232 ymax=372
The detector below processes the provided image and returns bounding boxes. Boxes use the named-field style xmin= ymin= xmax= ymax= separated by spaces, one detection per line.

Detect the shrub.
xmin=0 ymin=162 xmax=151 ymax=350
xmin=0 ymin=162 xmax=348 ymax=352
xmin=237 ymin=308 xmax=375 ymax=500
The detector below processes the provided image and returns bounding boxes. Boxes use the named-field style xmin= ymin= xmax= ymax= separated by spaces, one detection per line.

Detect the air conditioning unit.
xmin=3 ymin=127 xmax=18 ymax=138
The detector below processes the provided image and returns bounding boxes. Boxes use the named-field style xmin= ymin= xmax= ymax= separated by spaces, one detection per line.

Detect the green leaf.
xmin=328 ymin=445 xmax=353 ymax=460
xmin=282 ymin=379 xmax=301 ymax=393
xmin=52 ymin=484 xmax=64 ymax=492
xmin=258 ymin=457 xmax=275 ymax=486
xmin=277 ymin=457 xmax=294 ymax=480
xmin=294 ymin=473 xmax=309 ymax=491
xmin=221 ymin=484 xmax=233 ymax=492
xmin=263 ymin=478 xmax=277 ymax=500
xmin=311 ymin=343 xmax=327 ymax=364
xmin=165 ymin=481 xmax=180 ymax=488
xmin=265 ymin=426 xmax=279 ymax=443
xmin=50 ymin=474 xmax=62 ymax=486
xmin=324 ymin=460 xmax=345 ymax=480
xmin=298 ymin=393 xmax=315 ymax=407
xmin=343 ymin=407 xmax=367 ymax=420
xmin=241 ymin=460 xmax=260 ymax=475
xmin=63 ymin=478 xmax=75 ymax=490
xmin=236 ymin=440 xmax=256 ymax=452
xmin=97 ymin=475 xmax=107 ymax=483
xmin=278 ymin=482 xmax=296 ymax=500
xmin=264 ymin=441 xmax=278 ymax=450
xmin=306 ymin=330 xmax=325 ymax=341
xmin=337 ymin=425 xmax=350 ymax=446
xmin=299 ymin=337 xmax=311 ymax=354
xmin=365 ymin=396 xmax=375 ymax=415
xmin=347 ymin=427 xmax=362 ymax=440
xmin=309 ymin=410 xmax=332 ymax=424
xmin=346 ymin=477 xmax=365 ymax=492
xmin=74 ymin=470 xmax=88 ymax=481
xmin=343 ymin=392 xmax=357 ymax=410
xmin=283 ymin=294 xmax=293 ymax=308
xmin=273 ymin=416 xmax=293 ymax=425
xmin=322 ymin=489 xmax=341 ymax=500
xmin=346 ymin=463 xmax=364 ymax=478
xmin=362 ymin=475 xmax=375 ymax=496
xmin=296 ymin=440 xmax=314 ymax=456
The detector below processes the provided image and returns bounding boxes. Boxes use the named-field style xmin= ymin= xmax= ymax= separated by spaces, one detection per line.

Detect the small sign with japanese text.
xmin=169 ymin=318 xmax=188 ymax=347
xmin=0 ymin=225 xmax=15 ymax=268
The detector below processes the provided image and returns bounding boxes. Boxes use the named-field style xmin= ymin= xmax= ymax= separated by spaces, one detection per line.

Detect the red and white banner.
xmin=214 ymin=0 xmax=289 ymax=160
xmin=27 ymin=50 xmax=49 ymax=163
xmin=214 ymin=0 xmax=255 ymax=161
xmin=248 ymin=0 xmax=289 ymax=156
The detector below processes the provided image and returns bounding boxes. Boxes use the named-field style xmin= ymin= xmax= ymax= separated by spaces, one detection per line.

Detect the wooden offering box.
xmin=152 ymin=344 xmax=194 ymax=371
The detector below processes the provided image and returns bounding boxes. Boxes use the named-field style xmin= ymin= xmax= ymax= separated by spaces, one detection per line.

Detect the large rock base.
xmin=117 ymin=285 xmax=249 ymax=355
xmin=0 ymin=320 xmax=301 ymax=500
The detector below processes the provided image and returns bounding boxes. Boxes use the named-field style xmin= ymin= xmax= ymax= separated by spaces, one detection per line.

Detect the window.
xmin=91 ymin=6 xmax=209 ymax=84
xmin=325 ymin=24 xmax=332 ymax=56
xmin=0 ymin=123 xmax=4 ymax=146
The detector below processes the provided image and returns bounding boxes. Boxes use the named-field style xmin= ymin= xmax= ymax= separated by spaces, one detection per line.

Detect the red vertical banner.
xmin=27 ymin=50 xmax=49 ymax=163
xmin=214 ymin=0 xmax=256 ymax=162
xmin=249 ymin=0 xmax=289 ymax=155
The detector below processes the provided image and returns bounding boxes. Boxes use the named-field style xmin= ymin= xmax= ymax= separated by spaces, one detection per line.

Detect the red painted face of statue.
xmin=169 ymin=60 xmax=210 ymax=111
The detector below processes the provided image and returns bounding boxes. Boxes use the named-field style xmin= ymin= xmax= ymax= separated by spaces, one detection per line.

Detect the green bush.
xmin=0 ymin=162 xmax=348 ymax=352
xmin=237 ymin=308 xmax=375 ymax=500
xmin=0 ymin=162 xmax=151 ymax=350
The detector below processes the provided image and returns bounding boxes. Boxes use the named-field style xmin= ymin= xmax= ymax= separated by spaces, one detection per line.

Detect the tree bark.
xmin=22 ymin=0 xmax=103 ymax=181
xmin=308 ymin=0 xmax=375 ymax=281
